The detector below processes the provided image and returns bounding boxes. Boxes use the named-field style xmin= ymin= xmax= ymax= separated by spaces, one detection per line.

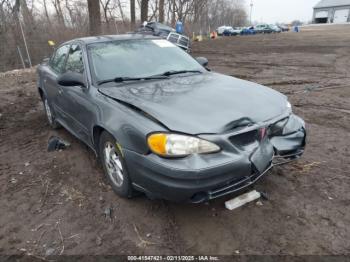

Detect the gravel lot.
xmin=0 ymin=24 xmax=349 ymax=256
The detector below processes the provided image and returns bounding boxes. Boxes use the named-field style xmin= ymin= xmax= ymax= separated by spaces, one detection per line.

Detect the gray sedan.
xmin=37 ymin=34 xmax=306 ymax=203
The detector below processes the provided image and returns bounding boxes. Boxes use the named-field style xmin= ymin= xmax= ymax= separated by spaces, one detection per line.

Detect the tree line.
xmin=0 ymin=0 xmax=247 ymax=71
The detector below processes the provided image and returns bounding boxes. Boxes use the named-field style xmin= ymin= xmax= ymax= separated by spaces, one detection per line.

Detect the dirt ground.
xmin=0 ymin=24 xmax=349 ymax=256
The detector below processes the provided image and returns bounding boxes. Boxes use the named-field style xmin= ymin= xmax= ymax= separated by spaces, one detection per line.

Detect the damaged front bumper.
xmin=124 ymin=113 xmax=306 ymax=203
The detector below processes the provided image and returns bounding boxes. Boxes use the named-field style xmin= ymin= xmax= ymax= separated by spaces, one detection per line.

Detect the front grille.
xmin=167 ymin=33 xmax=190 ymax=50
xmin=229 ymin=129 xmax=258 ymax=147
xmin=179 ymin=36 xmax=189 ymax=47
xmin=168 ymin=34 xmax=180 ymax=43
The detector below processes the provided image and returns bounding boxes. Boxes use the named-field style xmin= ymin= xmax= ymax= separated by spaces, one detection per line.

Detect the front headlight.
xmin=283 ymin=114 xmax=305 ymax=135
xmin=147 ymin=133 xmax=221 ymax=157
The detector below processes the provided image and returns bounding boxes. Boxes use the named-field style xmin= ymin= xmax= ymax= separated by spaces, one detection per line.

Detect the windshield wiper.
xmin=97 ymin=75 xmax=168 ymax=86
xmin=159 ymin=70 xmax=203 ymax=76
xmin=97 ymin=70 xmax=202 ymax=86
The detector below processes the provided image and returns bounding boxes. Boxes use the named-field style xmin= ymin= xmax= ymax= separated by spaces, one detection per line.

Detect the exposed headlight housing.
xmin=286 ymin=101 xmax=292 ymax=110
xmin=147 ymin=133 xmax=221 ymax=157
xmin=283 ymin=114 xmax=305 ymax=135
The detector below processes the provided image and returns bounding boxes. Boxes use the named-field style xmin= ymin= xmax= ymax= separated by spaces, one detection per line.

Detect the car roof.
xmin=62 ymin=34 xmax=160 ymax=46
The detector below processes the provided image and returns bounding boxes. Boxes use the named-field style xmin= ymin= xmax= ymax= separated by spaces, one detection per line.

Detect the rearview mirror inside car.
xmin=57 ymin=72 xmax=85 ymax=87
xmin=196 ymin=57 xmax=209 ymax=67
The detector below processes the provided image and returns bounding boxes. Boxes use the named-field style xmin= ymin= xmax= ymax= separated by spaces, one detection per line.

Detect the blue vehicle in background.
xmin=240 ymin=27 xmax=256 ymax=35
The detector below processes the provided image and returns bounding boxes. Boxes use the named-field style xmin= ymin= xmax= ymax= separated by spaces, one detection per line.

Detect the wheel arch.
xmin=38 ymin=88 xmax=44 ymax=100
xmin=92 ymin=125 xmax=107 ymax=154
xmin=37 ymin=72 xmax=47 ymax=101
xmin=92 ymin=125 xmax=124 ymax=154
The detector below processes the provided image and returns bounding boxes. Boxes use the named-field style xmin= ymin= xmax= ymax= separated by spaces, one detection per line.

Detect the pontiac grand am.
xmin=37 ymin=34 xmax=306 ymax=203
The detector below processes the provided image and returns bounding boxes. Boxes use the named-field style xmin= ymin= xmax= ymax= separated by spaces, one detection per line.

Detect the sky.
xmin=246 ymin=0 xmax=321 ymax=24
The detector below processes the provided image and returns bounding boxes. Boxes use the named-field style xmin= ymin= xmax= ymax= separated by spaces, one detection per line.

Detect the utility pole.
xmin=17 ymin=46 xmax=26 ymax=69
xmin=250 ymin=0 xmax=254 ymax=25
xmin=19 ymin=19 xmax=32 ymax=68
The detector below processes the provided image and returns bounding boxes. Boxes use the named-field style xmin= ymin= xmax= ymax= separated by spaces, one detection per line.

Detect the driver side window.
xmin=65 ymin=44 xmax=84 ymax=74
xmin=50 ymin=45 xmax=69 ymax=74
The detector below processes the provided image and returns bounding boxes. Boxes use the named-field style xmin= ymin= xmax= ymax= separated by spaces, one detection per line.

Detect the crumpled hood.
xmin=99 ymin=72 xmax=288 ymax=134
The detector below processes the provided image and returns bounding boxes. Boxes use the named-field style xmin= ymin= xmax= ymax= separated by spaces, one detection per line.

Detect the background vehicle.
xmin=254 ymin=24 xmax=273 ymax=34
xmin=216 ymin=26 xmax=228 ymax=36
xmin=278 ymin=25 xmax=290 ymax=32
xmin=240 ymin=27 xmax=256 ymax=35
xmin=218 ymin=26 xmax=242 ymax=36
xmin=136 ymin=22 xmax=190 ymax=51
xmin=232 ymin=27 xmax=243 ymax=35
xmin=223 ymin=27 xmax=236 ymax=36
xmin=137 ymin=21 xmax=175 ymax=37
xmin=270 ymin=24 xmax=282 ymax=33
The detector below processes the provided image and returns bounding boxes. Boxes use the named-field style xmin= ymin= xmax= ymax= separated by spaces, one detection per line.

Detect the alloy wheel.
xmin=44 ymin=99 xmax=53 ymax=125
xmin=104 ymin=142 xmax=124 ymax=187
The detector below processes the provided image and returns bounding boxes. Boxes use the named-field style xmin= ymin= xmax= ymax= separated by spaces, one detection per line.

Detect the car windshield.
xmin=88 ymin=39 xmax=203 ymax=83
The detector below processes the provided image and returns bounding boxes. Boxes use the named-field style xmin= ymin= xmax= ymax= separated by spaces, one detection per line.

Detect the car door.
xmin=43 ymin=44 xmax=70 ymax=121
xmin=57 ymin=43 xmax=95 ymax=146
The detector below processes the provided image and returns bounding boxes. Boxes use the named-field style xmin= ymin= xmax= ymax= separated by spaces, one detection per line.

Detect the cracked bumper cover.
xmin=124 ymin=114 xmax=306 ymax=202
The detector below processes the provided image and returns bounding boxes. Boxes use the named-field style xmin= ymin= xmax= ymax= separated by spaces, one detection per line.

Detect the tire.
xmin=98 ymin=131 xmax=133 ymax=198
xmin=43 ymin=95 xmax=60 ymax=129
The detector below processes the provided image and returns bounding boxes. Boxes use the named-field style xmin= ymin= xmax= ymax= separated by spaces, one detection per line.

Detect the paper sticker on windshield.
xmin=152 ymin=39 xmax=175 ymax=48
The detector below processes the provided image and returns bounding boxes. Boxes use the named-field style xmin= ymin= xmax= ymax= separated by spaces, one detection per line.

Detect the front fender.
xmin=92 ymin=93 xmax=168 ymax=154
xmin=270 ymin=114 xmax=306 ymax=155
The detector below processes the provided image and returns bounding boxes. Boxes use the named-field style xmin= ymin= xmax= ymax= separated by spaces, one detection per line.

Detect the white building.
xmin=313 ymin=0 xmax=350 ymax=23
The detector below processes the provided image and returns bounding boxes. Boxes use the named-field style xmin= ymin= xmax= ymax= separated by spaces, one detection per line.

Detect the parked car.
xmin=222 ymin=27 xmax=237 ymax=36
xmin=216 ymin=26 xmax=228 ymax=36
xmin=270 ymin=24 xmax=282 ymax=33
xmin=136 ymin=22 xmax=190 ymax=51
xmin=136 ymin=21 xmax=175 ymax=37
xmin=220 ymin=26 xmax=243 ymax=36
xmin=37 ymin=35 xmax=306 ymax=203
xmin=223 ymin=27 xmax=233 ymax=36
xmin=278 ymin=25 xmax=290 ymax=32
xmin=254 ymin=24 xmax=273 ymax=34
xmin=232 ymin=27 xmax=243 ymax=35
xmin=240 ymin=27 xmax=256 ymax=35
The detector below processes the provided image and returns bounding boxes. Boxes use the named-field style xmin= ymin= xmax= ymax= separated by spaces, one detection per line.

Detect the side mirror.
xmin=196 ymin=57 xmax=208 ymax=67
xmin=57 ymin=71 xmax=85 ymax=87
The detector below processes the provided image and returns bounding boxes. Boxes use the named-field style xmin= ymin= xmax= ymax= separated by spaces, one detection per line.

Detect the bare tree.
xmin=100 ymin=0 xmax=111 ymax=27
xmin=19 ymin=0 xmax=34 ymax=27
xmin=159 ymin=0 xmax=164 ymax=22
xmin=42 ymin=0 xmax=52 ymax=25
xmin=140 ymin=0 xmax=148 ymax=22
xmin=0 ymin=0 xmax=248 ymax=72
xmin=87 ymin=0 xmax=101 ymax=35
xmin=130 ymin=0 xmax=135 ymax=28
xmin=52 ymin=0 xmax=66 ymax=27
xmin=117 ymin=0 xmax=126 ymax=25
xmin=170 ymin=0 xmax=175 ymax=25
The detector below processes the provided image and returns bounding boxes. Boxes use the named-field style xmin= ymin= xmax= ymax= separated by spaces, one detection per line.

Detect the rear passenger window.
xmin=65 ymin=44 xmax=84 ymax=74
xmin=50 ymin=45 xmax=69 ymax=73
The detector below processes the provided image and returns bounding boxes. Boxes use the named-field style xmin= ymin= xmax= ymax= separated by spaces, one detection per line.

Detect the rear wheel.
xmin=99 ymin=131 xmax=133 ymax=198
xmin=43 ymin=95 xmax=60 ymax=129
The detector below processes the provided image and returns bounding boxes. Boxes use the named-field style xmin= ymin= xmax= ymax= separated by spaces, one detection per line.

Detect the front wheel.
xmin=99 ymin=131 xmax=133 ymax=198
xmin=43 ymin=95 xmax=60 ymax=129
